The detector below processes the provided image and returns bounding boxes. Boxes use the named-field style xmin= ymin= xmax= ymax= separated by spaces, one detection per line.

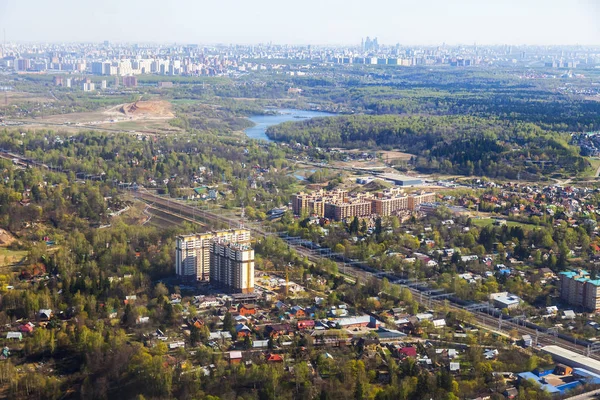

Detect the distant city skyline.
xmin=1 ymin=0 xmax=599 ymax=46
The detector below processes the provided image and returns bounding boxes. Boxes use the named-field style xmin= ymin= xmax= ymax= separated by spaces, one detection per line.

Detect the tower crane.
xmin=259 ymin=262 xmax=291 ymax=297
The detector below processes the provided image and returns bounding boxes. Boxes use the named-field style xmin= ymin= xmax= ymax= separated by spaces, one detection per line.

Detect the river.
xmin=244 ymin=108 xmax=334 ymax=142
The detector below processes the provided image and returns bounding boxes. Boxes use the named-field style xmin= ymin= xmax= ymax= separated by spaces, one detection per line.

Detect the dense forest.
xmin=266 ymin=115 xmax=588 ymax=178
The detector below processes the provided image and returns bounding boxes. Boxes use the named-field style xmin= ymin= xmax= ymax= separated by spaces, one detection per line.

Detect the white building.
xmin=176 ymin=229 xmax=254 ymax=293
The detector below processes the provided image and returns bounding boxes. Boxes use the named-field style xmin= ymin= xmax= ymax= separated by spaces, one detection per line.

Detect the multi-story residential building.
xmin=175 ymin=229 xmax=253 ymax=293
xmin=291 ymin=188 xmax=435 ymax=220
xmin=559 ymin=270 xmax=600 ymax=311
xmin=210 ymin=241 xmax=254 ymax=294
xmin=91 ymin=61 xmax=103 ymax=75
xmin=372 ymin=189 xmax=409 ymax=216
xmin=16 ymin=58 xmax=30 ymax=71
xmin=82 ymin=82 xmax=95 ymax=92
xmin=408 ymin=192 xmax=436 ymax=210
xmin=122 ymin=76 xmax=138 ymax=87
xmin=325 ymin=199 xmax=373 ymax=220
xmin=291 ymin=189 xmax=346 ymax=216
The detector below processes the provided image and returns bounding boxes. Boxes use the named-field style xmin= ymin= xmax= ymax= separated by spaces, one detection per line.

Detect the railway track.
xmin=0 ymin=148 xmax=592 ymax=359
xmin=131 ymin=188 xmax=599 ymax=358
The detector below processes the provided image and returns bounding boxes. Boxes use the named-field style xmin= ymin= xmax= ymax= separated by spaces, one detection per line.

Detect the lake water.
xmin=244 ymin=108 xmax=334 ymax=141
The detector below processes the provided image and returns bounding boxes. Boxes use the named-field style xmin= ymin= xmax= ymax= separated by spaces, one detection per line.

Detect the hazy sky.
xmin=1 ymin=0 xmax=599 ymax=45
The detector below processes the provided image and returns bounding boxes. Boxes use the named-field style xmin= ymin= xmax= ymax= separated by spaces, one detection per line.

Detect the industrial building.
xmin=378 ymin=174 xmax=423 ymax=187
xmin=542 ymin=345 xmax=600 ymax=377
xmin=175 ymin=229 xmax=254 ymax=293
xmin=489 ymin=292 xmax=522 ymax=310
xmin=559 ymin=270 xmax=600 ymax=311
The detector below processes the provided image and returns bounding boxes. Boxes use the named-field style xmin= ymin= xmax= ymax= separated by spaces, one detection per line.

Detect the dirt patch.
xmin=0 ymin=229 xmax=16 ymax=247
xmin=376 ymin=150 xmax=413 ymax=161
xmin=19 ymin=99 xmax=177 ymax=134
xmin=117 ymin=100 xmax=174 ymax=118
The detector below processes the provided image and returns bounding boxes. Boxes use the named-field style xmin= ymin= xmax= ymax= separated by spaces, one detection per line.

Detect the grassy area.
xmin=171 ymin=99 xmax=201 ymax=105
xmin=583 ymin=157 xmax=600 ymax=178
xmin=0 ymin=247 xmax=28 ymax=273
xmin=470 ymin=218 xmax=536 ymax=230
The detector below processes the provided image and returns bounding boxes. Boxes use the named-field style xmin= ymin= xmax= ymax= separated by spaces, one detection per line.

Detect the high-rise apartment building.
xmin=16 ymin=58 xmax=30 ymax=72
xmin=559 ymin=270 xmax=600 ymax=311
xmin=122 ymin=76 xmax=138 ymax=87
xmin=175 ymin=229 xmax=253 ymax=293
xmin=210 ymin=241 xmax=254 ymax=294
xmin=82 ymin=82 xmax=95 ymax=92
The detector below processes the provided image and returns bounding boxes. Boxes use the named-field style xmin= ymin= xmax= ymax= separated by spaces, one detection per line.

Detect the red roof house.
xmin=399 ymin=346 xmax=418 ymax=358
xmin=266 ymin=353 xmax=284 ymax=363
xmin=297 ymin=320 xmax=315 ymax=330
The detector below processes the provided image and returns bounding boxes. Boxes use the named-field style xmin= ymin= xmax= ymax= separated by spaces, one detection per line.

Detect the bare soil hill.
xmin=0 ymin=229 xmax=16 ymax=246
xmin=118 ymin=100 xmax=174 ymax=118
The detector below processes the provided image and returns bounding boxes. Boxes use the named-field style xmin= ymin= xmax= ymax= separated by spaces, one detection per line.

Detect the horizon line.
xmin=2 ymin=41 xmax=600 ymax=48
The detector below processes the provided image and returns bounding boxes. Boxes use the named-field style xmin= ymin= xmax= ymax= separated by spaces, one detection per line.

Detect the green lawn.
xmin=470 ymin=218 xmax=536 ymax=230
xmin=583 ymin=157 xmax=600 ymax=178
xmin=171 ymin=99 xmax=200 ymax=105
xmin=0 ymin=247 xmax=28 ymax=273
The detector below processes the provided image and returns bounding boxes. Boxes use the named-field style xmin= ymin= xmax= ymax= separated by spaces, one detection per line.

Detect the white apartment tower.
xmin=175 ymin=229 xmax=254 ymax=293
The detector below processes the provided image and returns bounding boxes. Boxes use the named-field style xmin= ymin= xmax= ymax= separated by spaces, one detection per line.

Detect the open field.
xmin=470 ymin=217 xmax=537 ymax=230
xmin=118 ymin=201 xmax=151 ymax=226
xmin=116 ymin=100 xmax=174 ymax=119
xmin=0 ymin=248 xmax=28 ymax=273
xmin=376 ymin=150 xmax=413 ymax=162
xmin=16 ymin=99 xmax=179 ymax=134
xmin=0 ymin=91 xmax=56 ymax=106
xmin=586 ymin=157 xmax=600 ymax=178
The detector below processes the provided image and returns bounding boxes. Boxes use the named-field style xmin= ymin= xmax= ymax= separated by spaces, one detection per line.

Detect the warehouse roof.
xmin=542 ymin=346 xmax=600 ymax=375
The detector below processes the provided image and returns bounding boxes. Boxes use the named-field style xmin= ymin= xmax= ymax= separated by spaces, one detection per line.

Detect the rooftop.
xmin=543 ymin=345 xmax=600 ymax=375
xmin=560 ymin=270 xmax=600 ymax=286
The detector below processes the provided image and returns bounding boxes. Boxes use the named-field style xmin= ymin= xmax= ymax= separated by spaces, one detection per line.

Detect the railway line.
xmin=0 ymin=148 xmax=596 ymax=359
xmin=130 ymin=188 xmax=599 ymax=358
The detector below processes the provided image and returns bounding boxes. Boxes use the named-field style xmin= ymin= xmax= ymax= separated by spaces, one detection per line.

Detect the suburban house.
xmin=289 ymin=306 xmax=306 ymax=318
xmin=265 ymin=324 xmax=291 ymax=338
xmin=266 ymin=353 xmax=284 ymax=363
xmin=336 ymin=315 xmax=380 ymax=329
xmin=297 ymin=320 xmax=316 ymax=330
xmin=19 ymin=322 xmax=35 ymax=333
xmin=239 ymin=304 xmax=257 ymax=316
xmin=398 ymin=346 xmax=418 ymax=358
xmin=235 ymin=323 xmax=252 ymax=338
xmin=39 ymin=309 xmax=53 ymax=321
xmin=189 ymin=317 xmax=204 ymax=329
xmin=6 ymin=332 xmax=22 ymax=341
xmin=228 ymin=351 xmax=243 ymax=365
